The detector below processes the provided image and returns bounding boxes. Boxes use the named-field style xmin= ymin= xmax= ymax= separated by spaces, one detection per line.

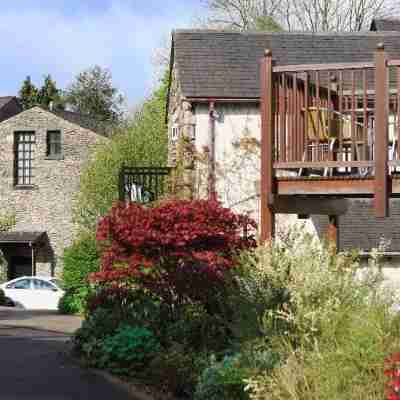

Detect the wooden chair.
xmin=299 ymin=107 xmax=365 ymax=176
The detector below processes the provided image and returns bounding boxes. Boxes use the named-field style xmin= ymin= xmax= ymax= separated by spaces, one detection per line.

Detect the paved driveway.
xmin=0 ymin=307 xmax=82 ymax=334
xmin=0 ymin=308 xmax=135 ymax=400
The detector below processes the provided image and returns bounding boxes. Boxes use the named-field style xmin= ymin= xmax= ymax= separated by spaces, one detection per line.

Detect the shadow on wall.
xmin=312 ymin=198 xmax=400 ymax=254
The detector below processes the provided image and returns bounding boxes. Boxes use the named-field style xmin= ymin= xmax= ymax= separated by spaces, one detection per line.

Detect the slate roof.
xmin=0 ymin=97 xmax=15 ymax=109
xmin=371 ymin=18 xmax=400 ymax=32
xmin=172 ymin=30 xmax=400 ymax=99
xmin=0 ymin=231 xmax=46 ymax=244
xmin=50 ymin=109 xmax=112 ymax=136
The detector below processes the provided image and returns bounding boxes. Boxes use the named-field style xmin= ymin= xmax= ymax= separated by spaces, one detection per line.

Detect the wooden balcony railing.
xmin=260 ymin=43 xmax=400 ymax=240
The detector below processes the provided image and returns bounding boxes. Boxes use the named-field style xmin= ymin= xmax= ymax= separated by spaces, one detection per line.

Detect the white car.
xmin=1 ymin=276 xmax=65 ymax=310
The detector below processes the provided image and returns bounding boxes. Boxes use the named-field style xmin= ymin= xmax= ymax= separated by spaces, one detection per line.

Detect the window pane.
xmin=47 ymin=131 xmax=61 ymax=156
xmin=10 ymin=279 xmax=32 ymax=290
xmin=15 ymin=132 xmax=35 ymax=185
xmin=33 ymin=279 xmax=55 ymax=291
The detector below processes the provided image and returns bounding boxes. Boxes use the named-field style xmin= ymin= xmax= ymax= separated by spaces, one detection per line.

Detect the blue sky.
xmin=0 ymin=0 xmax=201 ymax=109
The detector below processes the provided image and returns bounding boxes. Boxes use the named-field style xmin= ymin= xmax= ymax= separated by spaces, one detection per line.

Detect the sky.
xmin=0 ymin=0 xmax=201 ymax=109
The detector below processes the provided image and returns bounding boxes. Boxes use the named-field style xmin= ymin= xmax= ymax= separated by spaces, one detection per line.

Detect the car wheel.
xmin=4 ymin=297 xmax=15 ymax=307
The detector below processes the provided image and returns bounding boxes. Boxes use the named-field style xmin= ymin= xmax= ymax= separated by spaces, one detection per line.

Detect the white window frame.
xmin=171 ymin=124 xmax=179 ymax=142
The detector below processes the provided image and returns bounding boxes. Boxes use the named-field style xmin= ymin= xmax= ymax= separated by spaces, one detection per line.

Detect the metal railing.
xmin=118 ymin=166 xmax=171 ymax=203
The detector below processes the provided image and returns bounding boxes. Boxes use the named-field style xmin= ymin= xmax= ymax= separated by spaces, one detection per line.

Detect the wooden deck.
xmin=260 ymin=44 xmax=400 ymax=245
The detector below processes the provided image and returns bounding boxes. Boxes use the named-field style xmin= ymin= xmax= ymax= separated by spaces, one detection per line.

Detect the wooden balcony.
xmin=260 ymin=44 xmax=400 ymax=244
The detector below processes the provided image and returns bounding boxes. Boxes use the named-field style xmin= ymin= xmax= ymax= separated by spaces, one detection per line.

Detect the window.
xmin=32 ymin=279 xmax=57 ymax=291
xmin=46 ymin=130 xmax=62 ymax=159
xmin=171 ymin=124 xmax=179 ymax=141
xmin=14 ymin=131 xmax=35 ymax=186
xmin=7 ymin=279 xmax=32 ymax=290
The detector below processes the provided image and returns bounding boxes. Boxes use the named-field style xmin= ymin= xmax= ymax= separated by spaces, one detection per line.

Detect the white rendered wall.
xmin=193 ymin=102 xmax=316 ymax=236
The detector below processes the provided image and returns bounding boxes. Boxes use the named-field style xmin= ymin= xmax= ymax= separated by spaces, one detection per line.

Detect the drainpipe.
xmin=208 ymin=101 xmax=217 ymax=200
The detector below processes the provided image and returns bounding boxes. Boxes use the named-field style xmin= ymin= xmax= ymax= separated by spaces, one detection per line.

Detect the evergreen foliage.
xmin=19 ymin=76 xmax=39 ymax=110
xmin=65 ymin=65 xmax=124 ymax=124
xmin=19 ymin=75 xmax=63 ymax=110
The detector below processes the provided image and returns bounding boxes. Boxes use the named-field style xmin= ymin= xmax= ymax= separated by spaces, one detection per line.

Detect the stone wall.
xmin=0 ymin=107 xmax=107 ymax=277
xmin=168 ymin=64 xmax=196 ymax=198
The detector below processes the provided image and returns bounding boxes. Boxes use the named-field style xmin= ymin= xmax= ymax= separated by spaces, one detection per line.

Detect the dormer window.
xmin=46 ymin=130 xmax=62 ymax=159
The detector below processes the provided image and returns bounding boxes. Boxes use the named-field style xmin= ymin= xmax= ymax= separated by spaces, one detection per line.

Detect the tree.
xmin=74 ymin=74 xmax=169 ymax=231
xmin=203 ymin=0 xmax=399 ymax=32
xmin=65 ymin=65 xmax=124 ymax=124
xmin=19 ymin=76 xmax=39 ymax=110
xmin=38 ymin=74 xmax=63 ymax=109
xmin=203 ymin=0 xmax=283 ymax=30
xmin=92 ymin=199 xmax=257 ymax=308
xmin=19 ymin=75 xmax=63 ymax=110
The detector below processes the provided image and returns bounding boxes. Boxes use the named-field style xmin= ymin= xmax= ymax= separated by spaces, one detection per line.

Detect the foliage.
xmin=19 ymin=75 xmax=63 ymax=110
xmin=73 ymin=307 xmax=123 ymax=360
xmin=58 ymin=287 xmax=91 ymax=315
xmin=75 ymin=74 xmax=168 ymax=230
xmin=98 ymin=325 xmax=160 ymax=375
xmin=164 ymin=302 xmax=233 ymax=353
xmin=149 ymin=346 xmax=209 ymax=398
xmin=0 ymin=213 xmax=15 ymax=283
xmin=195 ymin=354 xmax=251 ymax=400
xmin=0 ymin=213 xmax=16 ymax=232
xmin=19 ymin=76 xmax=39 ymax=110
xmin=59 ymin=232 xmax=99 ymax=314
xmin=241 ymin=232 xmax=400 ymax=400
xmin=63 ymin=232 xmax=100 ymax=291
xmin=92 ymin=199 xmax=256 ymax=308
xmin=65 ymin=65 xmax=124 ymax=125
xmin=385 ymin=353 xmax=400 ymax=400
xmin=85 ymin=286 xmax=168 ymax=337
xmin=38 ymin=74 xmax=63 ymax=109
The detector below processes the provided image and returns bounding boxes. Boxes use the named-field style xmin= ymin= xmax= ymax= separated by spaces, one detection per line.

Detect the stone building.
xmin=167 ymin=19 xmax=400 ymax=264
xmin=0 ymin=106 xmax=107 ymax=279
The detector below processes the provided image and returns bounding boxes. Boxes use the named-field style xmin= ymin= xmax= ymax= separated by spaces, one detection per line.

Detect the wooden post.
xmin=31 ymin=243 xmax=36 ymax=276
xmin=374 ymin=43 xmax=389 ymax=218
xmin=327 ymin=215 xmax=339 ymax=252
xmin=260 ymin=49 xmax=276 ymax=243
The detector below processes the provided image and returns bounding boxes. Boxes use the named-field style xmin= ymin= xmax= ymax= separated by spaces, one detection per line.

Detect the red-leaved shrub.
xmin=385 ymin=352 xmax=400 ymax=400
xmin=91 ymin=199 xmax=256 ymax=306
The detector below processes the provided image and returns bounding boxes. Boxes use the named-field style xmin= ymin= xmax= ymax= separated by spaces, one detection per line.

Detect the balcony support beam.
xmin=374 ymin=43 xmax=390 ymax=217
xmin=260 ymin=49 xmax=276 ymax=243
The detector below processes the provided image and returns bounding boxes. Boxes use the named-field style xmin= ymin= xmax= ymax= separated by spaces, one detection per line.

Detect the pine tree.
xmin=38 ymin=74 xmax=62 ymax=109
xmin=19 ymin=76 xmax=39 ymax=110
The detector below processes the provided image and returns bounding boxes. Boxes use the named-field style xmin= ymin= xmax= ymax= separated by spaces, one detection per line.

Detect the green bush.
xmin=98 ymin=325 xmax=161 ymax=375
xmin=73 ymin=307 xmax=122 ymax=360
xmin=58 ymin=287 xmax=91 ymax=315
xmin=148 ymin=345 xmax=209 ymax=397
xmin=165 ymin=303 xmax=232 ymax=353
xmin=194 ymin=345 xmax=280 ymax=400
xmin=63 ymin=231 xmax=99 ymax=291
xmin=195 ymin=354 xmax=251 ymax=400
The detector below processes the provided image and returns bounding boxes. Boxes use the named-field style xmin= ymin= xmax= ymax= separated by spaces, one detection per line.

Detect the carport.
xmin=0 ymin=232 xmax=47 ymax=279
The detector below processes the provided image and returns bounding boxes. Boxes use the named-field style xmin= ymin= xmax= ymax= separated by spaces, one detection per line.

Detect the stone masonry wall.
xmin=0 ymin=107 xmax=107 ymax=277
